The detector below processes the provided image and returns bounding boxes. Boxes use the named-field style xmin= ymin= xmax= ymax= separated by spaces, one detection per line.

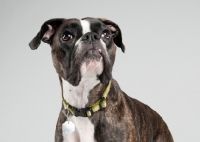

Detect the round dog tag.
xmin=62 ymin=121 xmax=75 ymax=134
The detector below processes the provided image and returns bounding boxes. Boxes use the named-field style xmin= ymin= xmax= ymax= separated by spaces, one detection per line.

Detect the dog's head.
xmin=29 ymin=18 xmax=125 ymax=86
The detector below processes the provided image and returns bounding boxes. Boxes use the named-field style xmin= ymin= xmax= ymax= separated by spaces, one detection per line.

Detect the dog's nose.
xmin=82 ymin=32 xmax=100 ymax=42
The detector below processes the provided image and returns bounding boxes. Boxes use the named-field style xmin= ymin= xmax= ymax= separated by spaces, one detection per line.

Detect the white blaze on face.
xmin=80 ymin=19 xmax=91 ymax=34
xmin=75 ymin=19 xmax=91 ymax=50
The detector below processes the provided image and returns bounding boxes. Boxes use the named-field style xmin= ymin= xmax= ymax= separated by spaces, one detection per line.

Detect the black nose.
xmin=82 ymin=32 xmax=100 ymax=42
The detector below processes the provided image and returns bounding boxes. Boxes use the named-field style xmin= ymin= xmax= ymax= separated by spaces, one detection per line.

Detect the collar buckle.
xmin=72 ymin=107 xmax=94 ymax=117
xmin=72 ymin=107 xmax=87 ymax=117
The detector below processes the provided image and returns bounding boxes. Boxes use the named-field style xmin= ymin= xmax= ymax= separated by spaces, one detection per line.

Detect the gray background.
xmin=0 ymin=0 xmax=199 ymax=141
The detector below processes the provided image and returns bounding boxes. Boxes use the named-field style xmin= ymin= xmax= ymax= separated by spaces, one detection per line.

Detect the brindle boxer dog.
xmin=29 ymin=17 xmax=174 ymax=142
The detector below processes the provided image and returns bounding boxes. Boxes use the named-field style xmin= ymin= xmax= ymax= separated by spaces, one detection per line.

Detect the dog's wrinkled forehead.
xmin=61 ymin=18 xmax=106 ymax=35
xmin=81 ymin=18 xmax=107 ymax=33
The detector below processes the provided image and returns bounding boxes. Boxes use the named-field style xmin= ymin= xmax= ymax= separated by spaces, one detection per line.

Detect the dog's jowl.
xmin=29 ymin=17 xmax=174 ymax=142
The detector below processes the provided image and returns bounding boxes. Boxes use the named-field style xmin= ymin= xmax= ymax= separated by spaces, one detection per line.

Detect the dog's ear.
xmin=29 ymin=18 xmax=64 ymax=50
xmin=99 ymin=18 xmax=125 ymax=53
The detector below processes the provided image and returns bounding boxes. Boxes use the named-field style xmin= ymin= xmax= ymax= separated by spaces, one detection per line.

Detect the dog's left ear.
xmin=99 ymin=18 xmax=125 ymax=53
xmin=29 ymin=18 xmax=64 ymax=50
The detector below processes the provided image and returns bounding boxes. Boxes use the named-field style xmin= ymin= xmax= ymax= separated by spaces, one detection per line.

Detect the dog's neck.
xmin=61 ymin=76 xmax=100 ymax=109
xmin=61 ymin=56 xmax=104 ymax=109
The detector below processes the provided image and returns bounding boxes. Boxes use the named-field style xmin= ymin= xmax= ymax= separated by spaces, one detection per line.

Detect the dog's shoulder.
xmin=122 ymin=91 xmax=173 ymax=141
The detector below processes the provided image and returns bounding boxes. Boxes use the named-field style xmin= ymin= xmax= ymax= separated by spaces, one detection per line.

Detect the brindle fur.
xmin=55 ymin=79 xmax=173 ymax=142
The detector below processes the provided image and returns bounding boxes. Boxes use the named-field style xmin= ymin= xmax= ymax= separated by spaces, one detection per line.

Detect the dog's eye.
xmin=101 ymin=30 xmax=110 ymax=39
xmin=62 ymin=31 xmax=73 ymax=41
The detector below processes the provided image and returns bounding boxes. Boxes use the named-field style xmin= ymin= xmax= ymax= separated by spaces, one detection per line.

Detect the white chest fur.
xmin=62 ymin=77 xmax=99 ymax=142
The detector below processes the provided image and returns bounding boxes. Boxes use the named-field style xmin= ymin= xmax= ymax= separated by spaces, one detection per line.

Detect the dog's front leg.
xmin=55 ymin=105 xmax=66 ymax=142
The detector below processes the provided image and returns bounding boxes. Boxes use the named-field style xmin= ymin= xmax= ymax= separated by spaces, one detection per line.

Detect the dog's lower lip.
xmin=98 ymin=48 xmax=102 ymax=53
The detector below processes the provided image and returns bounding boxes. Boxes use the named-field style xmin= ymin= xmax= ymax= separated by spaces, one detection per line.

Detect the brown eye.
xmin=62 ymin=31 xmax=73 ymax=41
xmin=101 ymin=30 xmax=110 ymax=39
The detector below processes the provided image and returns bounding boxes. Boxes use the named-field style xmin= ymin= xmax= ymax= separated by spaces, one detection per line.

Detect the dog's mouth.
xmin=82 ymin=48 xmax=103 ymax=64
xmin=67 ymin=46 xmax=112 ymax=86
xmin=79 ymin=48 xmax=104 ymax=77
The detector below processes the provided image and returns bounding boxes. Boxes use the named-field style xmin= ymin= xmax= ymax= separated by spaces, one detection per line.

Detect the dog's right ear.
xmin=29 ymin=18 xmax=64 ymax=50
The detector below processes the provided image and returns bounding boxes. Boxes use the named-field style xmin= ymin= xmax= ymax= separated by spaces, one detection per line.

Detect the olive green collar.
xmin=62 ymin=80 xmax=111 ymax=117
